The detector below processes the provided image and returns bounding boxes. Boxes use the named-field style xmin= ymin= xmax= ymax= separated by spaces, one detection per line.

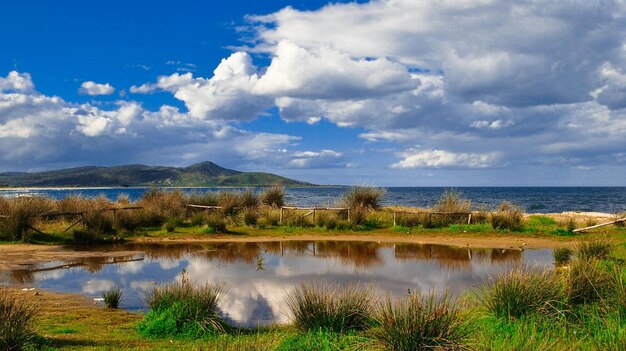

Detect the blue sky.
xmin=2 ymin=0 xmax=626 ymax=186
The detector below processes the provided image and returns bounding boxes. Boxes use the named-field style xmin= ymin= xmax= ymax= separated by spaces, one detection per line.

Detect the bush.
xmin=285 ymin=283 xmax=375 ymax=333
xmin=217 ymin=191 xmax=242 ymax=218
xmin=0 ymin=196 xmax=54 ymax=242
xmin=0 ymin=289 xmax=36 ymax=351
xmin=490 ymin=201 xmax=524 ymax=231
xmin=242 ymin=209 xmax=258 ymax=226
xmin=568 ymin=258 xmax=613 ymax=305
xmin=203 ymin=213 xmax=227 ymax=234
xmin=239 ymin=190 xmax=260 ymax=210
xmin=478 ymin=268 xmax=566 ymax=320
xmin=553 ymin=247 xmax=573 ymax=266
xmin=432 ymin=189 xmax=472 ymax=226
xmin=342 ymin=186 xmax=385 ymax=212
xmin=261 ymin=185 xmax=285 ymax=208
xmin=164 ymin=217 xmax=183 ymax=233
xmin=102 ymin=286 xmax=123 ymax=309
xmin=577 ymin=239 xmax=612 ymax=261
xmin=137 ymin=188 xmax=185 ymax=227
xmin=139 ymin=271 xmax=227 ymax=338
xmin=72 ymin=229 xmax=102 ymax=244
xmin=372 ymin=292 xmax=469 ymax=351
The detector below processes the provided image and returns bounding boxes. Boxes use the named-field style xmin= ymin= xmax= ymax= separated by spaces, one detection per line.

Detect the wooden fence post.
xmin=393 ymin=212 xmax=397 ymax=226
xmin=279 ymin=207 xmax=284 ymax=224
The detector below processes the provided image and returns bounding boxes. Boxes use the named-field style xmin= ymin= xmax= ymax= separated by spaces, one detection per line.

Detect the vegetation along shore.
xmin=1 ymin=186 xmax=626 ymax=350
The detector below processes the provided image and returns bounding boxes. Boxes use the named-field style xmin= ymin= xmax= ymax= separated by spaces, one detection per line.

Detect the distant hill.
xmin=0 ymin=162 xmax=313 ymax=187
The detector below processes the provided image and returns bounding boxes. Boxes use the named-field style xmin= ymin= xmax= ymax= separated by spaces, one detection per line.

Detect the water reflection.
xmin=2 ymin=241 xmax=552 ymax=327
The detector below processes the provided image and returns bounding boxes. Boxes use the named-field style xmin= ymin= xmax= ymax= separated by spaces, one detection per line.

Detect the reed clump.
xmin=342 ymin=186 xmax=385 ymax=225
xmin=576 ymin=238 xmax=613 ymax=261
xmin=101 ymin=286 xmax=123 ymax=309
xmin=136 ymin=188 xmax=185 ymax=227
xmin=261 ymin=185 xmax=285 ymax=208
xmin=432 ymin=189 xmax=472 ymax=227
xmin=478 ymin=268 xmax=566 ymax=320
xmin=285 ymin=283 xmax=376 ymax=333
xmin=139 ymin=271 xmax=227 ymax=338
xmin=372 ymin=292 xmax=469 ymax=351
xmin=0 ymin=196 xmax=54 ymax=242
xmin=490 ymin=201 xmax=524 ymax=231
xmin=0 ymin=288 xmax=37 ymax=351
xmin=567 ymin=257 xmax=613 ymax=305
xmin=553 ymin=247 xmax=573 ymax=266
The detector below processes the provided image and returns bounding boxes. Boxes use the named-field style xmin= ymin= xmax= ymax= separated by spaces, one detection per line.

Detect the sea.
xmin=1 ymin=187 xmax=626 ymax=214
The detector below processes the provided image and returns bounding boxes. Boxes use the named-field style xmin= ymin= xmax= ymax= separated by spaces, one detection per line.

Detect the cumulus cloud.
xmin=392 ymin=149 xmax=501 ymax=169
xmin=0 ymin=71 xmax=342 ymax=171
xmin=79 ymin=81 xmax=115 ymax=96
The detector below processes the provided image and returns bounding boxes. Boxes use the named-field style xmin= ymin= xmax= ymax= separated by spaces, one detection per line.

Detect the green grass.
xmin=138 ymin=271 xmax=227 ymax=338
xmin=0 ymin=288 xmax=37 ymax=351
xmin=371 ymin=292 xmax=470 ymax=351
xmin=285 ymin=284 xmax=375 ymax=333
xmin=102 ymin=286 xmax=123 ymax=309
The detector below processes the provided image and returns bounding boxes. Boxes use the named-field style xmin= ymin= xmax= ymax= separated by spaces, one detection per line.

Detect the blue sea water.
xmin=1 ymin=187 xmax=625 ymax=214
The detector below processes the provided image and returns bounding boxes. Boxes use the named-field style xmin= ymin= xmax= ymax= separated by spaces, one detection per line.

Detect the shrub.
xmin=342 ymin=186 xmax=385 ymax=212
xmin=239 ymin=190 xmax=260 ymax=210
xmin=490 ymin=201 xmax=524 ymax=231
xmin=0 ymin=196 xmax=54 ymax=242
xmin=139 ymin=271 xmax=227 ymax=337
xmin=0 ymin=288 xmax=36 ymax=351
xmin=217 ymin=191 xmax=242 ymax=218
xmin=72 ymin=229 xmax=101 ymax=244
xmin=102 ymin=286 xmax=123 ymax=309
xmin=242 ymin=209 xmax=258 ymax=226
xmin=478 ymin=268 xmax=566 ymax=320
xmin=372 ymin=292 xmax=469 ymax=351
xmin=285 ymin=283 xmax=375 ymax=333
xmin=261 ymin=185 xmax=285 ymax=208
xmin=137 ymin=188 xmax=185 ymax=227
xmin=553 ymin=247 xmax=573 ymax=266
xmin=203 ymin=213 xmax=227 ymax=234
xmin=164 ymin=217 xmax=184 ymax=233
xmin=432 ymin=189 xmax=472 ymax=226
xmin=577 ymin=239 xmax=612 ymax=261
xmin=186 ymin=191 xmax=218 ymax=206
xmin=568 ymin=258 xmax=613 ymax=305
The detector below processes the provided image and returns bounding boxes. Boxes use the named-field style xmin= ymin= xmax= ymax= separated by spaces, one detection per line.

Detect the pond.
xmin=1 ymin=241 xmax=553 ymax=327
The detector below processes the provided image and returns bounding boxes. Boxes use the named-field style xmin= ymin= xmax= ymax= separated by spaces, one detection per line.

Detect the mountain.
xmin=0 ymin=162 xmax=313 ymax=187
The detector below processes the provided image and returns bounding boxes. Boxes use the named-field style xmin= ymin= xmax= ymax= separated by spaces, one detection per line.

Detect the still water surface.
xmin=2 ymin=241 xmax=553 ymax=327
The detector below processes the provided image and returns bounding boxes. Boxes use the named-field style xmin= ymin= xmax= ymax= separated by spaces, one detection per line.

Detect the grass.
xmin=553 ymin=247 xmax=573 ymax=266
xmin=342 ymin=186 xmax=386 ymax=212
xmin=285 ymin=283 xmax=375 ymax=333
xmin=567 ymin=257 xmax=614 ymax=305
xmin=101 ymin=286 xmax=123 ymax=309
xmin=371 ymin=292 xmax=469 ymax=351
xmin=261 ymin=185 xmax=285 ymax=208
xmin=0 ymin=288 xmax=37 ymax=351
xmin=477 ymin=268 xmax=566 ymax=320
xmin=490 ymin=201 xmax=524 ymax=231
xmin=138 ymin=271 xmax=227 ymax=338
xmin=577 ymin=238 xmax=613 ymax=261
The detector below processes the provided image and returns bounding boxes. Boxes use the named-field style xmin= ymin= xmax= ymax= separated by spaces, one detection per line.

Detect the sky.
xmin=2 ymin=0 xmax=626 ymax=186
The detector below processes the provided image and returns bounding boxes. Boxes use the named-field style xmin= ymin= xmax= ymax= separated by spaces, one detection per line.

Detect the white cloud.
xmin=79 ymin=81 xmax=115 ymax=96
xmin=392 ymin=149 xmax=500 ymax=169
xmin=0 ymin=71 xmax=34 ymax=93
xmin=0 ymin=71 xmax=341 ymax=171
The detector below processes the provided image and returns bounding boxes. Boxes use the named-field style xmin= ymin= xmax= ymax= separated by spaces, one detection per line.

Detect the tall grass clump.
xmin=490 ymin=201 xmax=524 ymax=231
xmin=372 ymin=292 xmax=469 ymax=351
xmin=342 ymin=186 xmax=385 ymax=225
xmin=0 ymin=289 xmax=37 ymax=351
xmin=138 ymin=271 xmax=227 ymax=338
xmin=203 ymin=212 xmax=227 ymax=234
xmin=137 ymin=188 xmax=185 ymax=227
xmin=577 ymin=238 xmax=613 ymax=261
xmin=217 ymin=191 xmax=242 ymax=218
xmin=101 ymin=286 xmax=123 ymax=309
xmin=553 ymin=247 xmax=573 ymax=266
xmin=432 ymin=189 xmax=471 ymax=226
xmin=567 ymin=258 xmax=613 ymax=305
xmin=285 ymin=283 xmax=375 ymax=333
xmin=239 ymin=190 xmax=260 ymax=210
xmin=0 ymin=196 xmax=53 ymax=242
xmin=612 ymin=265 xmax=626 ymax=321
xmin=261 ymin=185 xmax=285 ymax=208
xmin=478 ymin=268 xmax=565 ymax=320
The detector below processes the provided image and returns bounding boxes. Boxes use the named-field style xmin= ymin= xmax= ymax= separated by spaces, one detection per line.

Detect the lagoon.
xmin=1 ymin=241 xmax=553 ymax=327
